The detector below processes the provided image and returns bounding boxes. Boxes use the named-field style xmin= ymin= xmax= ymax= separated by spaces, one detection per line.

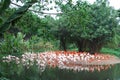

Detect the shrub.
xmin=28 ymin=36 xmax=54 ymax=52
xmin=0 ymin=32 xmax=29 ymax=56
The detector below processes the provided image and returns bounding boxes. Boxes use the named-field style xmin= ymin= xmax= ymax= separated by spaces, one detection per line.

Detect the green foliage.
xmin=55 ymin=0 xmax=120 ymax=53
xmin=0 ymin=0 xmax=119 ymax=55
xmin=28 ymin=36 xmax=54 ymax=52
xmin=106 ymin=25 xmax=120 ymax=48
xmin=0 ymin=0 xmax=11 ymax=15
xmin=0 ymin=17 xmax=3 ymax=25
xmin=118 ymin=9 xmax=120 ymax=17
xmin=15 ymin=12 xmax=43 ymax=37
xmin=101 ymin=47 xmax=120 ymax=57
xmin=0 ymin=1 xmax=37 ymax=34
xmin=0 ymin=32 xmax=29 ymax=56
xmin=0 ymin=77 xmax=9 ymax=80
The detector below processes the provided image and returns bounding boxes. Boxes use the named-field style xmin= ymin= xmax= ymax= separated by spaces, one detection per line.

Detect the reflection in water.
xmin=57 ymin=64 xmax=113 ymax=72
xmin=42 ymin=64 xmax=120 ymax=80
xmin=2 ymin=53 xmax=120 ymax=80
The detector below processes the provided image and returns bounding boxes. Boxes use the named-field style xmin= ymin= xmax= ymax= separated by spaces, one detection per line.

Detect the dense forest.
xmin=0 ymin=0 xmax=120 ymax=55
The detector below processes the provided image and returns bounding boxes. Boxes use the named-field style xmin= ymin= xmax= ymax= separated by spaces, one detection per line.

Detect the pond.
xmin=1 ymin=52 xmax=120 ymax=80
xmin=1 ymin=63 xmax=120 ymax=80
xmin=41 ymin=64 xmax=120 ymax=80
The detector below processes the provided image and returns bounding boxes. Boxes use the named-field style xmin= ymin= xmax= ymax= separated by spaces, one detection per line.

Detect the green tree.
xmin=86 ymin=0 xmax=119 ymax=53
xmin=0 ymin=0 xmax=37 ymax=34
xmin=56 ymin=0 xmax=120 ymax=53
xmin=55 ymin=0 xmax=91 ymax=51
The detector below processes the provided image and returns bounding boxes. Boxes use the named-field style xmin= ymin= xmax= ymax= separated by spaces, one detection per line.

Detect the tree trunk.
xmin=76 ymin=40 xmax=83 ymax=52
xmin=60 ymin=37 xmax=66 ymax=51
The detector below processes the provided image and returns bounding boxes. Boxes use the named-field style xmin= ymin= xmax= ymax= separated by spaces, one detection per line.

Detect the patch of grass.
xmin=101 ymin=47 xmax=120 ymax=57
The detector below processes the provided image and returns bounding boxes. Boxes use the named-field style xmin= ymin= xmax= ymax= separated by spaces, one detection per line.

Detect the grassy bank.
xmin=101 ymin=47 xmax=120 ymax=57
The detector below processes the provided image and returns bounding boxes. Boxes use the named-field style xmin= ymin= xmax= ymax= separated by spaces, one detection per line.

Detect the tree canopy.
xmin=0 ymin=0 xmax=120 ymax=54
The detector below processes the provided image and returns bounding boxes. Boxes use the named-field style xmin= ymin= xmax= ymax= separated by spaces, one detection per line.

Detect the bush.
xmin=28 ymin=35 xmax=54 ymax=52
xmin=0 ymin=32 xmax=29 ymax=56
xmin=101 ymin=47 xmax=120 ymax=57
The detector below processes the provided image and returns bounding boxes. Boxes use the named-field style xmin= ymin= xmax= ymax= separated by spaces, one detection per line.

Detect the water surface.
xmin=41 ymin=64 xmax=120 ymax=80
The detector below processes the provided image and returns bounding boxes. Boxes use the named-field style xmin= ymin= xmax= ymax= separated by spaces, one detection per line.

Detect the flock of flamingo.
xmin=2 ymin=51 xmax=116 ymax=72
